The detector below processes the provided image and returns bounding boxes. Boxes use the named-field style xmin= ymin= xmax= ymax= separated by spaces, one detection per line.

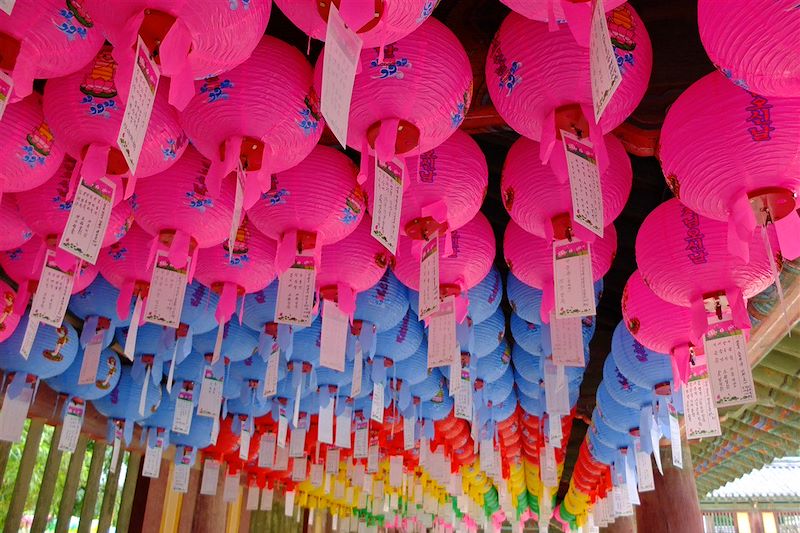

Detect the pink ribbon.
xmin=726 ymin=286 xmax=750 ymax=333
xmin=337 ymin=283 xmax=357 ymax=321
xmin=690 ymin=297 xmax=707 ymax=347
xmin=539 ymin=109 xmax=558 ymax=165
xmin=358 ymin=140 xmax=370 ymax=185
xmin=580 ymin=103 xmax=609 ymax=175
xmin=10 ymin=49 xmax=35 ymax=102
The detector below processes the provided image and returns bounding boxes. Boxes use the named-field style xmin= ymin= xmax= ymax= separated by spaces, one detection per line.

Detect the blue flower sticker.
xmin=53 ymin=9 xmax=88 ymax=41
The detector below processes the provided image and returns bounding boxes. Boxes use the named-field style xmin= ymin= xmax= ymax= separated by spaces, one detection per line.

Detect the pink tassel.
xmin=337 ymin=283 xmax=357 ymax=322
xmin=160 ymin=21 xmax=195 ymax=111
xmin=82 ymin=144 xmax=110 ymax=186
xmin=539 ymin=109 xmax=557 ymax=165
xmin=671 ymin=344 xmax=692 ymax=389
xmin=207 ymin=137 xmax=242 ymax=199
xmin=275 ymin=230 xmax=298 ymax=275
xmin=540 ymin=282 xmax=555 ymax=324
xmin=118 ymin=280 xmax=135 ymax=321
xmin=690 ymin=298 xmax=708 ymax=346
xmin=546 ymin=0 xmax=559 ymax=32
xmin=374 ymin=118 xmax=400 ymax=164
xmin=727 ymin=195 xmax=757 ymax=263
xmin=358 ymin=140 xmax=370 ymax=185
xmin=562 ymin=0 xmax=593 ymax=47
xmin=774 ymin=209 xmax=800 ymax=260
xmin=726 ymin=286 xmax=750 ymax=333
xmin=167 ymin=230 xmax=191 ymax=269
xmin=339 ymin=0 xmax=376 ymax=32
xmin=216 ymin=282 xmax=238 ymax=325
xmin=581 ymin=102 xmax=609 ymax=174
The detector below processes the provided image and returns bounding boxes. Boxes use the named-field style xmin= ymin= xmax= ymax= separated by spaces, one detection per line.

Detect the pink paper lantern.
xmin=698 ymin=0 xmax=800 ymax=97
xmin=180 ymin=35 xmax=323 ymax=210
xmin=621 ymin=270 xmax=703 ymax=387
xmin=364 ymin=129 xmax=488 ymax=240
xmin=82 ymin=0 xmax=271 ymax=109
xmin=485 ymin=5 xmax=651 ymax=167
xmin=0 ymin=197 xmax=32 ymax=251
xmin=501 ymin=133 xmax=631 ymax=240
xmin=133 ymin=145 xmax=241 ymax=276
xmin=635 ymin=199 xmax=776 ymax=342
xmin=0 ymin=95 xmax=65 ymax=195
xmin=275 ymin=0 xmax=434 ymax=48
xmin=659 ymin=71 xmax=800 ymax=262
xmin=393 ymin=211 xmax=495 ymax=296
xmin=96 ymin=224 xmax=155 ymax=321
xmin=14 ymin=158 xmax=135 ymax=248
xmin=194 ymin=218 xmax=277 ymax=326
xmin=504 ymin=220 xmax=616 ymax=322
xmin=246 ymin=145 xmax=364 ymax=275
xmin=0 ymin=0 xmax=104 ymax=102
xmin=317 ymin=18 xmax=472 ymax=173
xmin=0 ymin=236 xmax=98 ymax=315
xmin=316 ymin=214 xmax=389 ymax=319
xmin=498 ymin=0 xmax=626 ymax=46
xmin=43 ymin=44 xmax=187 ymax=197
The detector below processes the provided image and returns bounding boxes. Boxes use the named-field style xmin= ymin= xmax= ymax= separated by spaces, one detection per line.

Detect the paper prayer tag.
xmin=145 ymin=251 xmax=189 ymax=328
xmin=553 ymin=239 xmax=596 ymax=318
xmin=172 ymin=463 xmax=190 ymax=493
xmin=371 ymin=158 xmax=404 ymax=253
xmin=30 ymin=249 xmax=75 ymax=328
xmin=197 ymin=367 xmax=222 ymax=418
xmin=634 ymin=441 xmax=655 ymax=492
xmin=320 ymin=299 xmax=348 ymax=371
xmin=321 ymin=3 xmax=363 ymax=149
xmin=275 ymin=249 xmax=316 ymax=326
xmin=351 ymin=343 xmax=363 ymax=397
xmin=682 ymin=368 xmax=722 ymax=440
xmin=58 ymin=398 xmax=85 ymax=453
xmin=223 ymin=472 xmax=239 ymax=502
xmin=703 ymin=321 xmax=756 ymax=407
xmin=172 ymin=387 xmax=194 ymax=435
xmin=78 ymin=333 xmax=104 ymax=385
xmin=59 ymin=177 xmax=116 ymax=264
xmin=117 ymin=36 xmax=160 ymax=175
xmin=246 ymin=484 xmax=260 ymax=510
xmin=589 ymin=0 xmax=622 ymax=122
xmin=418 ymin=232 xmax=440 ymax=320
xmin=262 ymin=342 xmax=280 ymax=398
xmin=142 ymin=434 xmax=164 ymax=478
xmin=258 ymin=433 xmax=276 ymax=468
xmin=550 ymin=314 xmax=585 ymax=367
xmin=427 ymin=295 xmax=457 ymax=368
xmin=562 ymin=131 xmax=604 ymax=237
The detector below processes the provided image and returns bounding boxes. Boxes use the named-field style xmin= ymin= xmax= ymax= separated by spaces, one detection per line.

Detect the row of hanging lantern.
xmin=487 ymin=0 xmax=650 ymax=528
xmin=554 ymin=0 xmax=798 ymax=529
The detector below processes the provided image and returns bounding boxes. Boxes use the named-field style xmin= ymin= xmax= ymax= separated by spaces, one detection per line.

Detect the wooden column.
xmin=190 ymin=469 xmax=228 ymax=533
xmin=4 ymin=419 xmax=45 ymax=533
xmin=0 ymin=440 xmax=12 ymax=483
xmin=635 ymin=434 xmax=703 ymax=533
xmin=602 ymin=515 xmax=636 ymax=533
xmin=141 ymin=461 xmax=170 ymax=533
xmin=77 ymin=441 xmax=108 ymax=533
xmin=115 ymin=452 xmax=142 ymax=533
xmin=31 ymin=425 xmax=64 ymax=533
xmin=55 ymin=435 xmax=89 ymax=533
xmin=177 ymin=467 xmax=201 ymax=533
xmin=96 ymin=449 xmax=125 ymax=533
